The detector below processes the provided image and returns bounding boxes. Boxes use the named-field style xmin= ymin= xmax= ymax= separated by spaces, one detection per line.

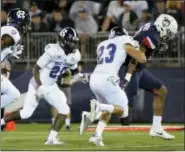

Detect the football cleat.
xmin=149 ymin=129 xmax=175 ymax=140
xmin=89 ymin=136 xmax=104 ymax=147
xmin=80 ymin=111 xmax=92 ymax=135
xmin=66 ymin=125 xmax=70 ymax=131
xmin=89 ymin=99 xmax=97 ymax=122
xmin=45 ymin=138 xmax=64 ymax=145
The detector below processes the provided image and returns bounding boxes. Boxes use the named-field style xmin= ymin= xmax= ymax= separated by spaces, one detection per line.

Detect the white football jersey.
xmin=1 ymin=26 xmax=21 ymax=62
xmin=94 ymin=35 xmax=135 ymax=76
xmin=36 ymin=43 xmax=81 ymax=85
xmin=1 ymin=26 xmax=21 ymax=45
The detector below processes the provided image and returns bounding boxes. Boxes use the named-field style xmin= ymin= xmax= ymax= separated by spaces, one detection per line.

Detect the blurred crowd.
xmin=1 ymin=0 xmax=185 ymax=34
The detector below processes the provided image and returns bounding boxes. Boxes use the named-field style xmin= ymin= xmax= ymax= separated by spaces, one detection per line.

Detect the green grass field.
xmin=1 ymin=123 xmax=184 ymax=151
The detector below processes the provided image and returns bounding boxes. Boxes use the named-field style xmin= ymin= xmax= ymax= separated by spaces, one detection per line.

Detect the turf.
xmin=1 ymin=123 xmax=184 ymax=151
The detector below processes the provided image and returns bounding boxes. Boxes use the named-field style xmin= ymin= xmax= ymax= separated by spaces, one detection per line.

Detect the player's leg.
xmin=120 ymin=69 xmax=141 ymax=125
xmin=44 ymin=84 xmax=69 ymax=144
xmin=80 ymin=74 xmax=117 ymax=135
xmin=1 ymin=82 xmax=39 ymax=126
xmin=90 ymin=88 xmax=129 ymax=143
xmin=1 ymin=75 xmax=20 ymax=108
xmin=89 ymin=74 xmax=128 ymax=146
xmin=50 ymin=87 xmax=72 ymax=131
xmin=62 ymin=87 xmax=72 ymax=131
xmin=139 ymin=69 xmax=174 ymax=139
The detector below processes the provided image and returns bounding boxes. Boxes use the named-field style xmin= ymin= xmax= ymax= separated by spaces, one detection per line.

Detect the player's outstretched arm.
xmin=124 ymin=44 xmax=147 ymax=64
xmin=33 ymin=64 xmax=42 ymax=87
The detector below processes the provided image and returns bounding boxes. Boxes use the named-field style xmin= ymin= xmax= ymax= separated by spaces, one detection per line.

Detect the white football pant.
xmin=20 ymin=77 xmax=69 ymax=119
xmin=90 ymin=73 xmax=128 ymax=118
xmin=1 ymin=75 xmax=20 ymax=109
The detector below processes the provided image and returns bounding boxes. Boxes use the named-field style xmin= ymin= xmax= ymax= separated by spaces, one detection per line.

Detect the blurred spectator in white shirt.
xmin=118 ymin=1 xmax=138 ymax=31
xmin=75 ymin=8 xmax=98 ymax=58
xmin=69 ymin=0 xmax=101 ymax=21
xmin=101 ymin=0 xmax=124 ymax=32
xmin=29 ymin=2 xmax=42 ymax=18
xmin=75 ymin=8 xmax=98 ymax=34
xmin=131 ymin=0 xmax=148 ymax=18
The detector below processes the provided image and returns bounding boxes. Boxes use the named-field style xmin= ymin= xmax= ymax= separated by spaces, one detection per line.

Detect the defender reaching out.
xmin=80 ymin=27 xmax=146 ymax=146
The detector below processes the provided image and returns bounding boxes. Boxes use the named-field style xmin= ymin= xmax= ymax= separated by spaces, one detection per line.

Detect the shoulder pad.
xmin=119 ymin=35 xmax=135 ymax=46
xmin=71 ymin=49 xmax=81 ymax=64
xmin=1 ymin=26 xmax=21 ymax=45
xmin=44 ymin=44 xmax=59 ymax=57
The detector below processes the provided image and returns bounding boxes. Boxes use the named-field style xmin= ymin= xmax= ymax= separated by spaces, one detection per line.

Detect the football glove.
xmin=11 ymin=44 xmax=24 ymax=59
xmin=58 ymin=69 xmax=72 ymax=87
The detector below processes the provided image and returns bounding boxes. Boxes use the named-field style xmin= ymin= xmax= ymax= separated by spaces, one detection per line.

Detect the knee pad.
xmin=57 ymin=103 xmax=70 ymax=115
xmin=13 ymin=89 xmax=21 ymax=100
xmin=20 ymin=108 xmax=34 ymax=119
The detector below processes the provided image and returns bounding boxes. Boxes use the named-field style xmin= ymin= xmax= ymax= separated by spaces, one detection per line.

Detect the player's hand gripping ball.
xmin=58 ymin=69 xmax=72 ymax=87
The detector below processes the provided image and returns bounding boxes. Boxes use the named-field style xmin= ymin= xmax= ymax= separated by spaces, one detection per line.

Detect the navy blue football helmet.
xmin=7 ymin=8 xmax=31 ymax=35
xmin=109 ymin=27 xmax=129 ymax=39
xmin=59 ymin=27 xmax=79 ymax=53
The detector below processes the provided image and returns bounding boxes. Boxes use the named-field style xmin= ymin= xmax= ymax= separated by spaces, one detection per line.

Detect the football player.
xmin=1 ymin=8 xmax=31 ymax=109
xmin=80 ymin=27 xmax=147 ymax=146
xmin=1 ymin=27 xmax=81 ymax=144
xmin=51 ymin=61 xmax=89 ymax=131
xmin=120 ymin=14 xmax=178 ymax=140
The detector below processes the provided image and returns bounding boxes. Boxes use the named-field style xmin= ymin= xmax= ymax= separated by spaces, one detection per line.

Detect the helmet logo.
xmin=16 ymin=10 xmax=26 ymax=19
xmin=60 ymin=29 xmax=68 ymax=37
xmin=11 ymin=29 xmax=17 ymax=34
xmin=162 ymin=17 xmax=170 ymax=27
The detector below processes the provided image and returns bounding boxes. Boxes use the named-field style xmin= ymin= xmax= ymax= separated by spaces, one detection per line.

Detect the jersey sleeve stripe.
xmin=142 ymin=36 xmax=156 ymax=49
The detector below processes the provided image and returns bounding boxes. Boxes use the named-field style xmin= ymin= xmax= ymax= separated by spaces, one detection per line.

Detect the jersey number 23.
xmin=97 ymin=43 xmax=116 ymax=64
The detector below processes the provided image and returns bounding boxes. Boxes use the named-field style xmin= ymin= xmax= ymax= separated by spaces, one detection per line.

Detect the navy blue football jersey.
xmin=133 ymin=23 xmax=161 ymax=59
xmin=123 ymin=23 xmax=161 ymax=68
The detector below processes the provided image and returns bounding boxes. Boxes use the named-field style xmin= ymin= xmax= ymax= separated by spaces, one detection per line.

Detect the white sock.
xmin=65 ymin=118 xmax=70 ymax=126
xmin=152 ymin=115 xmax=162 ymax=130
xmin=51 ymin=118 xmax=55 ymax=125
xmin=95 ymin=121 xmax=107 ymax=137
xmin=48 ymin=130 xmax=58 ymax=140
xmin=1 ymin=118 xmax=5 ymax=126
xmin=98 ymin=103 xmax=114 ymax=113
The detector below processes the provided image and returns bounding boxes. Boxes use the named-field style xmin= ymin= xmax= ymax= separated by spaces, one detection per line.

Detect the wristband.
xmin=124 ymin=73 xmax=132 ymax=82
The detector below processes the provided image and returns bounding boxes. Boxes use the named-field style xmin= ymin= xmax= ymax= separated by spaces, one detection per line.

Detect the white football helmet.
xmin=154 ymin=14 xmax=178 ymax=41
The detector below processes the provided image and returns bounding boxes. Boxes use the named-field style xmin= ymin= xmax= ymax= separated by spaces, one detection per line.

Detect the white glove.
xmin=1 ymin=44 xmax=24 ymax=61
xmin=134 ymin=40 xmax=140 ymax=51
xmin=79 ymin=73 xmax=89 ymax=84
xmin=72 ymin=73 xmax=90 ymax=84
xmin=11 ymin=44 xmax=24 ymax=59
